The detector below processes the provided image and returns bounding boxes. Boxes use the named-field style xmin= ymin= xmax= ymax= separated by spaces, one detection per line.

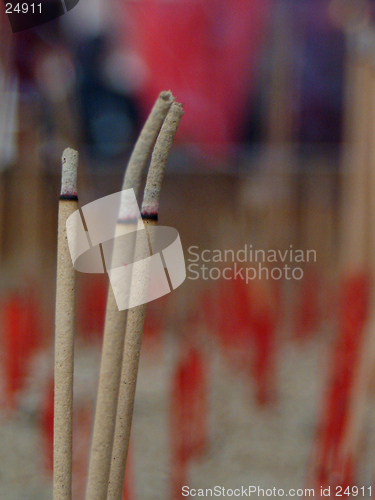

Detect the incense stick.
xmin=107 ymin=102 xmax=184 ymax=500
xmin=54 ymin=148 xmax=79 ymax=500
xmin=85 ymin=91 xmax=174 ymax=500
xmin=123 ymin=90 xmax=175 ymax=194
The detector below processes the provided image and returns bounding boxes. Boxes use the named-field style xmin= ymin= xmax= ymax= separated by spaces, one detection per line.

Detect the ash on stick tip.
xmin=159 ymin=90 xmax=175 ymax=103
xmin=172 ymin=102 xmax=184 ymax=115
xmin=61 ymin=148 xmax=78 ymax=197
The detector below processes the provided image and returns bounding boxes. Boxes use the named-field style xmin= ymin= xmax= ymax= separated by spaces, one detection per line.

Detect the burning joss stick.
xmin=54 ymin=148 xmax=79 ymax=500
xmin=85 ymin=91 xmax=174 ymax=500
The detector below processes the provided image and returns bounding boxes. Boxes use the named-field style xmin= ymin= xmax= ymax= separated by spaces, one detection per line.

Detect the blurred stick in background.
xmin=0 ymin=11 xmax=16 ymax=266
xmin=85 ymin=91 xmax=174 ymax=500
xmin=107 ymin=101 xmax=184 ymax=500
xmin=307 ymin=24 xmax=374 ymax=488
xmin=54 ymin=148 xmax=79 ymax=500
xmin=338 ymin=26 xmax=375 ymax=480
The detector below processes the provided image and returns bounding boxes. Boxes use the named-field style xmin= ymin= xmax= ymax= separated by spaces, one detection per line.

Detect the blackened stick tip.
xmin=159 ymin=90 xmax=175 ymax=103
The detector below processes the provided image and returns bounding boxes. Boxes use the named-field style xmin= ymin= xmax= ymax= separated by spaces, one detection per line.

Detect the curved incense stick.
xmin=107 ymin=102 xmax=184 ymax=500
xmin=85 ymin=92 xmax=174 ymax=500
xmin=54 ymin=148 xmax=79 ymax=500
xmin=123 ymin=90 xmax=175 ymax=195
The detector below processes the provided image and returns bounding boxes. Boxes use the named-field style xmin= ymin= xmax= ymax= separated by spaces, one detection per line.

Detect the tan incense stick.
xmin=85 ymin=91 xmax=174 ymax=500
xmin=107 ymin=102 xmax=184 ymax=500
xmin=54 ymin=148 xmax=79 ymax=500
xmin=123 ymin=90 xmax=175 ymax=193
xmin=340 ymin=30 xmax=372 ymax=271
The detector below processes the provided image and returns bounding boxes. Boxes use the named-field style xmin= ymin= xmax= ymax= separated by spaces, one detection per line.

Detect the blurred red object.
xmin=142 ymin=296 xmax=168 ymax=353
xmin=207 ymin=273 xmax=279 ymax=406
xmin=76 ymin=275 xmax=108 ymax=339
xmin=41 ymin=379 xmax=54 ymax=473
xmin=1 ymin=290 xmax=43 ymax=410
xmin=309 ymin=271 xmax=370 ymax=490
xmin=294 ymin=266 xmax=321 ymax=340
xmin=248 ymin=279 xmax=279 ymax=406
xmin=217 ymin=276 xmax=251 ymax=359
xmin=170 ymin=346 xmax=208 ymax=498
xmin=126 ymin=0 xmax=271 ymax=158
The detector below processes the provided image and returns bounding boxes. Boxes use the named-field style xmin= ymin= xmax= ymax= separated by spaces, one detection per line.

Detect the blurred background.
xmin=1 ymin=0 xmax=375 ymax=498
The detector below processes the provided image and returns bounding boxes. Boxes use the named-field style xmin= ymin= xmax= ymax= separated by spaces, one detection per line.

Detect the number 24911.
xmin=336 ymin=486 xmax=371 ymax=496
xmin=5 ymin=3 xmax=42 ymax=14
